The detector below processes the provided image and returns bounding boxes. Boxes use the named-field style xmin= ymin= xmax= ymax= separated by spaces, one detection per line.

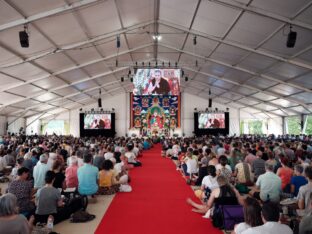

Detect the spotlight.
xmin=287 ymin=25 xmax=297 ymax=48
xmin=185 ymin=76 xmax=188 ymax=82
xmin=152 ymin=34 xmax=162 ymax=41
xmin=116 ymin=35 xmax=121 ymax=48
xmin=19 ymin=25 xmax=29 ymax=48
xmin=121 ymin=77 xmax=124 ymax=82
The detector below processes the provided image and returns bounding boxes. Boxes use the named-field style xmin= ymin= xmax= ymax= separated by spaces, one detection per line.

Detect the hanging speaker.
xmin=287 ymin=31 xmax=297 ymax=48
xmin=19 ymin=31 xmax=29 ymax=48
xmin=98 ymin=98 xmax=102 ymax=108
xmin=208 ymin=98 xmax=212 ymax=108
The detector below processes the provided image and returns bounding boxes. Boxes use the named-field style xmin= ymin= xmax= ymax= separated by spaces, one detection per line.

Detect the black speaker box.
xmin=98 ymin=98 xmax=102 ymax=108
xmin=208 ymin=98 xmax=212 ymax=108
xmin=19 ymin=31 xmax=29 ymax=47
xmin=287 ymin=31 xmax=297 ymax=48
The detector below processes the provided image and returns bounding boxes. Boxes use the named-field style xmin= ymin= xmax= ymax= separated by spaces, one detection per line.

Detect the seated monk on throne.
xmin=149 ymin=110 xmax=164 ymax=129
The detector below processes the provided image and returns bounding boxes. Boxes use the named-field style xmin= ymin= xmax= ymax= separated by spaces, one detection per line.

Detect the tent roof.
xmin=0 ymin=0 xmax=311 ymax=119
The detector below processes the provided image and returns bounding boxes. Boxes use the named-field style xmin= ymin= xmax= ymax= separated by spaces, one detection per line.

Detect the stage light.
xmin=193 ymin=35 xmax=197 ymax=46
xmin=19 ymin=24 xmax=29 ymax=48
xmin=287 ymin=25 xmax=297 ymax=48
xmin=116 ymin=35 xmax=121 ymax=48
xmin=152 ymin=34 xmax=162 ymax=41
xmin=121 ymin=77 xmax=124 ymax=82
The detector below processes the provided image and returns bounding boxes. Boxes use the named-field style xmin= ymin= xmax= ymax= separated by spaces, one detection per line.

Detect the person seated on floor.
xmin=0 ymin=193 xmax=34 ymax=234
xmin=241 ymin=202 xmax=292 ymax=234
xmin=7 ymin=167 xmax=35 ymax=216
xmin=186 ymin=175 xmax=239 ymax=214
xmin=52 ymin=160 xmax=66 ymax=190
xmin=65 ymin=157 xmax=79 ymax=189
xmin=97 ymin=160 xmax=120 ymax=195
xmin=10 ymin=157 xmax=24 ymax=180
xmin=194 ymin=165 xmax=219 ymax=201
xmin=233 ymin=160 xmax=253 ymax=186
xmin=249 ymin=163 xmax=281 ymax=203
xmin=297 ymin=166 xmax=312 ymax=214
xmin=78 ymin=153 xmax=99 ymax=197
xmin=233 ymin=197 xmax=263 ymax=234
xmin=290 ymin=165 xmax=307 ymax=197
xmin=216 ymin=155 xmax=232 ymax=183
xmin=125 ymin=142 xmax=142 ymax=167
xmin=299 ymin=193 xmax=312 ymax=234
xmin=35 ymin=171 xmax=82 ymax=225
xmin=276 ymin=157 xmax=293 ymax=193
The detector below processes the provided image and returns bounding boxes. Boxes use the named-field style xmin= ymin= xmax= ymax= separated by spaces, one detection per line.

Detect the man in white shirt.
xmin=242 ymin=202 xmax=292 ymax=234
xmin=33 ymin=154 xmax=50 ymax=189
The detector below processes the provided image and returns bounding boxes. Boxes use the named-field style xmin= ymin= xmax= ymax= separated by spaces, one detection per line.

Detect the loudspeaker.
xmin=287 ymin=31 xmax=297 ymax=48
xmin=98 ymin=98 xmax=102 ymax=108
xmin=19 ymin=31 xmax=29 ymax=48
xmin=208 ymin=98 xmax=212 ymax=108
xmin=121 ymin=77 xmax=124 ymax=82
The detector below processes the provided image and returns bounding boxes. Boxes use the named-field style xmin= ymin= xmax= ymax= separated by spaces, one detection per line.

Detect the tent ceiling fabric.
xmin=0 ymin=0 xmax=311 ymax=119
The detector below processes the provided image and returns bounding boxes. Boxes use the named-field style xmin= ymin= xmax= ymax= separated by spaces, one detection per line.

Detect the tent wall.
xmin=7 ymin=117 xmax=26 ymax=135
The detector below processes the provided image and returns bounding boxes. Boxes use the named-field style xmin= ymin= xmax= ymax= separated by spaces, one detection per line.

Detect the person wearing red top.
xmin=276 ymin=157 xmax=293 ymax=192
xmin=65 ymin=158 xmax=78 ymax=188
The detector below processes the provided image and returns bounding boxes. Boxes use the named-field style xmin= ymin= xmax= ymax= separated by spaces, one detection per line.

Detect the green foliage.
xmin=305 ymin=116 xmax=312 ymax=135
xmin=248 ymin=120 xmax=263 ymax=134
xmin=286 ymin=116 xmax=301 ymax=135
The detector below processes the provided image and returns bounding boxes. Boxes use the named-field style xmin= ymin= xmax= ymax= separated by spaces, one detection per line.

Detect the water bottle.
xmin=47 ymin=216 xmax=54 ymax=230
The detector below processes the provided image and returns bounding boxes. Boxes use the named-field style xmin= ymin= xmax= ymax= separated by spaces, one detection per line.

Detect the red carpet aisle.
xmin=95 ymin=144 xmax=223 ymax=234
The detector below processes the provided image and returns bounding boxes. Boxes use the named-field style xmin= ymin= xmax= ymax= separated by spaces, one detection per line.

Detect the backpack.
xmin=70 ymin=210 xmax=96 ymax=223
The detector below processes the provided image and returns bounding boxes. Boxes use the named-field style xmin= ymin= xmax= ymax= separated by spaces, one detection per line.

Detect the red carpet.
xmin=95 ymin=144 xmax=223 ymax=234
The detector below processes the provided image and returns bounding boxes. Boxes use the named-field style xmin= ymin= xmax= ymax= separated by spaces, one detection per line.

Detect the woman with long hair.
xmin=186 ymin=175 xmax=238 ymax=214
xmin=232 ymin=197 xmax=263 ymax=234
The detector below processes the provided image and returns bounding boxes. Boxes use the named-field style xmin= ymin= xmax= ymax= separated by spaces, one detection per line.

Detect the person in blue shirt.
xmin=291 ymin=165 xmax=308 ymax=197
xmin=78 ymin=153 xmax=99 ymax=196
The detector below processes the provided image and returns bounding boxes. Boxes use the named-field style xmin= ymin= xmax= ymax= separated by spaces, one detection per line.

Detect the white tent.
xmin=0 ymin=0 xmax=311 ymax=136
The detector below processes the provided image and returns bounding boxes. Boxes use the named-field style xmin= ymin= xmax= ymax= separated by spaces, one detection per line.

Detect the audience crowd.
xmin=0 ymin=134 xmax=151 ymax=233
xmin=162 ymin=134 xmax=312 ymax=234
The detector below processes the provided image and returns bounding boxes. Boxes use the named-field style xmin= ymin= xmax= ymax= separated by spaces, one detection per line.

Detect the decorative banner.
xmin=131 ymin=94 xmax=180 ymax=136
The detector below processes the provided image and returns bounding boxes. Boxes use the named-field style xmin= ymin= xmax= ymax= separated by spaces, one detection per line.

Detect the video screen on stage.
xmin=133 ymin=69 xmax=180 ymax=95
xmin=198 ymin=113 xmax=225 ymax=129
xmin=84 ymin=114 xmax=111 ymax=129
